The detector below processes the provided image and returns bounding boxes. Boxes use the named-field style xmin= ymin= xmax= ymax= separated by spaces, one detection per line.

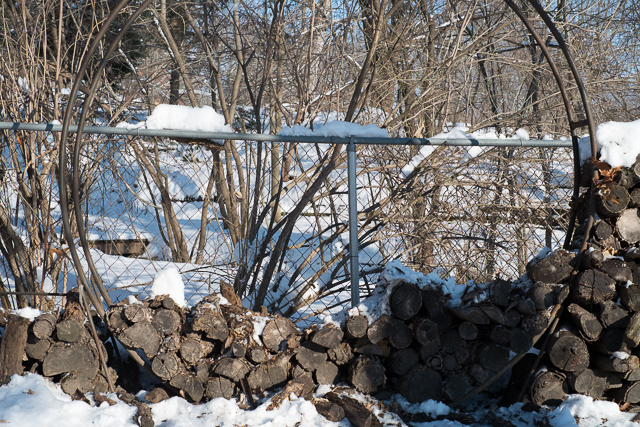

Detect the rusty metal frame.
xmin=57 ymin=0 xmax=597 ymax=313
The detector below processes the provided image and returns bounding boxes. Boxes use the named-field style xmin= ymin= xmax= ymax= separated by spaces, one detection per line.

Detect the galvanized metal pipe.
xmin=0 ymin=121 xmax=573 ymax=148
xmin=347 ymin=139 xmax=360 ymax=307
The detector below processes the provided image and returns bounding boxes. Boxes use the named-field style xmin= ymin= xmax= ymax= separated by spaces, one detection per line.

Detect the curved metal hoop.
xmin=58 ymin=0 xmax=597 ymax=311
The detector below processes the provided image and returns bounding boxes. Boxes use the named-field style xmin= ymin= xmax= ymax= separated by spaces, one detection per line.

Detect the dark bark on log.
xmin=325 ymin=391 xmax=382 ymax=427
xmin=617 ymin=209 xmax=640 ymax=243
xmin=596 ymin=183 xmax=630 ymax=218
xmin=479 ymin=304 xmax=505 ymax=325
xmin=548 ymin=331 xmax=590 ymax=373
xmin=593 ymin=354 xmax=639 ymax=373
xmin=619 ymin=284 xmax=640 ymax=311
xmin=600 ymin=300 xmax=630 ymax=330
xmin=389 ymin=282 xmax=422 ymax=320
xmin=151 ymin=352 xmax=181 ymax=380
xmin=212 ymin=357 xmax=251 ymax=382
xmin=567 ymin=303 xmax=603 ymax=342
xmin=344 ymin=315 xmax=368 ymax=339
xmin=458 ymin=321 xmax=479 ymax=341
xmin=328 ymin=342 xmax=354 ymax=366
xmin=296 ymin=341 xmax=327 ymax=371
xmin=608 ymin=382 xmax=640 ymax=404
xmin=528 ymin=283 xmax=556 ymax=310
xmin=526 ymin=250 xmax=575 ymax=284
xmin=594 ymin=220 xmax=614 ymax=241
xmin=386 ymin=348 xmax=419 ymax=377
xmin=310 ymin=326 xmax=344 ymax=349
xmin=573 ymin=269 xmax=616 ymax=305
xmin=0 ymin=314 xmax=30 ymax=385
xmin=449 ymin=307 xmax=489 ymax=325
xmin=350 ymin=356 xmax=385 ymax=394
xmin=421 ymin=289 xmax=452 ymax=329
xmin=169 ymin=373 xmax=204 ymax=403
xmin=530 ymin=371 xmax=567 ymax=406
xmin=32 ymin=313 xmax=57 ymax=339
xmin=596 ymin=329 xmax=631 ymax=355
xmin=601 ymin=258 xmax=633 ymax=283
xmin=151 ymin=309 xmax=181 ymax=336
xmin=262 ymin=318 xmax=297 ymax=352
xmin=395 ymin=365 xmax=442 ymax=403
xmin=56 ymin=319 xmax=84 ymax=343
xmin=489 ymin=279 xmax=512 ymax=307
xmin=626 ymin=312 xmax=640 ymax=348
xmin=205 ymin=376 xmax=236 ymax=399
xmin=312 ymin=398 xmax=345 ymax=422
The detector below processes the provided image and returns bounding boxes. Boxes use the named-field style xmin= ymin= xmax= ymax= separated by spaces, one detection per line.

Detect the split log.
xmin=169 ymin=373 xmax=204 ymax=403
xmin=619 ymin=284 xmax=640 ymax=312
xmin=367 ymin=314 xmax=400 ymax=344
xmin=145 ymin=387 xmax=171 ymax=403
xmin=479 ymin=304 xmax=505 ymax=325
xmin=352 ymin=338 xmax=386 ymax=357
xmin=25 ymin=335 xmax=52 ymax=361
xmin=526 ymin=250 xmax=575 ymax=284
xmin=230 ymin=342 xmax=246 ymax=358
xmin=350 ymin=356 xmax=385 ymax=394
xmin=515 ymin=299 xmax=536 ymax=315
xmin=151 ymin=352 xmax=181 ymax=380
xmin=0 ymin=314 xmax=30 ymax=385
xmin=212 ymin=357 xmax=251 ymax=382
xmin=596 ymin=183 xmax=630 ymax=217
xmin=310 ymin=326 xmax=344 ymax=349
xmin=395 ymin=365 xmax=442 ymax=403
xmin=625 ymin=312 xmax=640 ymax=348
xmin=191 ymin=307 xmax=229 ymax=342
xmin=325 ymin=391 xmax=381 ymax=427
xmin=262 ymin=318 xmax=297 ymax=352
xmin=509 ymin=328 xmax=533 ymax=354
xmin=567 ymin=303 xmax=603 ymax=342
xmin=180 ymin=337 xmax=213 ymax=365
xmin=247 ymin=347 xmax=267 ymax=364
xmin=572 ymin=269 xmax=616 ymax=305
xmin=42 ymin=343 xmax=99 ymax=379
xmin=489 ymin=279 xmax=512 ymax=307
xmin=296 ymin=341 xmax=327 ymax=371
xmin=443 ymin=373 xmax=472 ymax=402
xmin=205 ymin=376 xmax=236 ymax=399
xmin=449 ymin=307 xmax=489 ymax=325
xmin=631 ymin=188 xmax=640 ymax=207
xmin=315 ymin=361 xmax=339 ymax=385
xmin=389 ymin=282 xmax=422 ymax=320
xmin=599 ymin=300 xmax=630 ymax=330
xmin=504 ymin=310 xmax=521 ymax=329
xmin=120 ymin=322 xmax=161 ymax=359
xmin=617 ymin=209 xmax=640 ymax=244
xmin=567 ymin=369 xmax=608 ymax=399
xmin=530 ymin=371 xmax=567 ymax=406
xmin=344 ymin=315 xmax=368 ymax=339
xmin=247 ymin=363 xmax=288 ymax=391
xmin=584 ymin=248 xmax=604 ymax=269
xmin=267 ymin=376 xmax=315 ymax=410
xmin=595 ymin=329 xmax=631 ymax=355
xmin=548 ymin=331 xmax=589 ymax=373
xmin=527 ymin=282 xmax=556 ymax=310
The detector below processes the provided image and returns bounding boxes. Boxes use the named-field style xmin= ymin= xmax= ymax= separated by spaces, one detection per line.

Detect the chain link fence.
xmin=0 ymin=127 xmax=573 ymax=323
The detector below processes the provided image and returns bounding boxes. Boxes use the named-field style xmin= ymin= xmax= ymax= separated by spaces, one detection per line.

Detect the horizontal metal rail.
xmin=0 ymin=121 xmax=573 ymax=148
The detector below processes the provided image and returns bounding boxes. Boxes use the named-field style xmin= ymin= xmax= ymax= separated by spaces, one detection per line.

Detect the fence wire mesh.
xmin=0 ymin=131 xmax=572 ymax=323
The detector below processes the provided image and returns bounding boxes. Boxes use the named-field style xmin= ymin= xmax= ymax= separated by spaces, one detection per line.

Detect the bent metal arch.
xmin=57 ymin=0 xmax=599 ymax=313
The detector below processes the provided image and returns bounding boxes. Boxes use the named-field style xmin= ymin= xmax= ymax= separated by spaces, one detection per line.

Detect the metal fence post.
xmin=347 ymin=138 xmax=360 ymax=307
